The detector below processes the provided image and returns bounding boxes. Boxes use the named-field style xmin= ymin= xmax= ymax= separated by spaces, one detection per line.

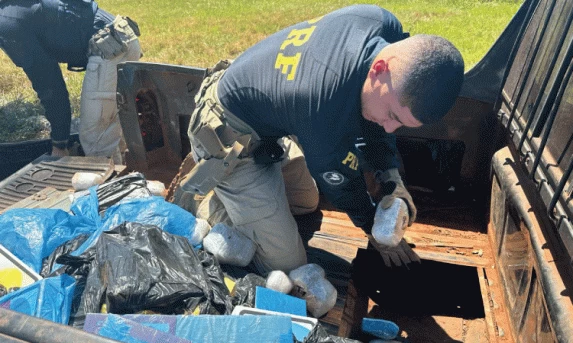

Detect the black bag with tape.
xmin=59 ymin=222 xmax=233 ymax=327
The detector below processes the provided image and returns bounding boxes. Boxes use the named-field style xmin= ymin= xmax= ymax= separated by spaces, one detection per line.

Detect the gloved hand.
xmin=89 ymin=28 xmax=127 ymax=60
xmin=376 ymin=168 xmax=417 ymax=225
xmin=367 ymin=235 xmax=420 ymax=267
xmin=369 ymin=168 xmax=420 ymax=267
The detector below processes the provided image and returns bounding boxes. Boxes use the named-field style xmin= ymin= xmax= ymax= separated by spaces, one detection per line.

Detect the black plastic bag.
xmin=95 ymin=173 xmax=150 ymax=212
xmin=195 ymin=248 xmax=237 ymax=315
xmin=59 ymin=222 xmax=233 ymax=327
xmin=302 ymin=323 xmax=363 ymax=343
xmin=230 ymin=273 xmax=266 ymax=308
xmin=73 ymin=172 xmax=151 ymax=215
xmin=40 ymin=233 xmax=91 ymax=277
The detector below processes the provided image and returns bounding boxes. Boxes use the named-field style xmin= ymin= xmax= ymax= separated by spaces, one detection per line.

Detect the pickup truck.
xmin=0 ymin=0 xmax=571 ymax=341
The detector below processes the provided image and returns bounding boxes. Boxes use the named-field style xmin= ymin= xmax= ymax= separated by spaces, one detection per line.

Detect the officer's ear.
xmin=372 ymin=59 xmax=389 ymax=75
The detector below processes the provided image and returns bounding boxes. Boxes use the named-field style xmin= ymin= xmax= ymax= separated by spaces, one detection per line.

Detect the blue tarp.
xmin=0 ymin=207 xmax=97 ymax=273
xmin=95 ymin=314 xmax=192 ymax=343
xmin=0 ymin=274 xmax=75 ymax=324
xmin=0 ymin=183 xmax=201 ymax=324
xmin=0 ymin=187 xmax=199 ymax=274
xmin=84 ymin=313 xmax=294 ymax=343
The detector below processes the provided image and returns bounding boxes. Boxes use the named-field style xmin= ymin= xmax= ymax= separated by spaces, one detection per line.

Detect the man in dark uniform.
xmin=0 ymin=0 xmax=141 ymax=162
xmin=178 ymin=5 xmax=464 ymax=274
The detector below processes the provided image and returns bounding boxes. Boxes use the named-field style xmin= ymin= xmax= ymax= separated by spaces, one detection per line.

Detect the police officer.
xmin=0 ymin=0 xmax=141 ymax=162
xmin=178 ymin=5 xmax=464 ymax=274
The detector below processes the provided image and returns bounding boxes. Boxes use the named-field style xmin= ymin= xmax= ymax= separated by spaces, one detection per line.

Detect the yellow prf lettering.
xmin=280 ymin=26 xmax=316 ymax=50
xmin=341 ymin=152 xmax=359 ymax=171
xmin=307 ymin=16 xmax=323 ymax=24
xmin=275 ymin=52 xmax=301 ymax=81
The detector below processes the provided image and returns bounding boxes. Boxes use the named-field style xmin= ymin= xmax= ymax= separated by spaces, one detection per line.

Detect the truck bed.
xmin=0 ymin=154 xmax=503 ymax=342
xmin=304 ymin=190 xmax=504 ymax=342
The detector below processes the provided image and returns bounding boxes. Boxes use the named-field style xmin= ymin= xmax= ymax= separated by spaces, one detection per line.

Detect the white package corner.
xmin=289 ymin=263 xmax=337 ymax=318
xmin=203 ymin=223 xmax=256 ymax=267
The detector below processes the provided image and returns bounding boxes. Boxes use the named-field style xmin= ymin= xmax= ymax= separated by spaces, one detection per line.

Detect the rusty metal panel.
xmin=497 ymin=0 xmax=573 ymax=263
xmin=518 ymin=275 xmax=556 ymax=342
xmin=491 ymin=147 xmax=573 ymax=342
xmin=116 ymin=61 xmax=205 ymax=178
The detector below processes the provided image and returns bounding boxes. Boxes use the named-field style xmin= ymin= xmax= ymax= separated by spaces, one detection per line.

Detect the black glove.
xmin=376 ymin=168 xmax=417 ymax=225
xmin=368 ymin=168 xmax=420 ymax=267
xmin=367 ymin=235 xmax=420 ymax=267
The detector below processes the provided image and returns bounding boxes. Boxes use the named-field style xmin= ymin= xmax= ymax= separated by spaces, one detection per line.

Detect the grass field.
xmin=0 ymin=0 xmax=523 ymax=142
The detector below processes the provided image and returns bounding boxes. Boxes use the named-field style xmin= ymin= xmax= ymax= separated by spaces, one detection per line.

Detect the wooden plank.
xmin=412 ymin=250 xmax=491 ymax=267
xmin=405 ymin=225 xmax=493 ymax=267
xmin=337 ymin=279 xmax=369 ymax=339
xmin=301 ymin=209 xmax=368 ymax=264
xmin=477 ymin=266 xmax=515 ymax=342
xmin=300 ymin=205 xmax=499 ymax=337
xmin=465 ymin=318 xmax=489 ymax=343
xmin=406 ymin=226 xmax=490 ymax=248
xmin=477 ymin=267 xmax=500 ymax=343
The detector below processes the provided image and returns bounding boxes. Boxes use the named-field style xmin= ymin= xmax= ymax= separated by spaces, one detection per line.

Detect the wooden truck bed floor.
xmin=0 ymin=157 xmax=509 ymax=342
xmin=306 ymin=190 xmax=510 ymax=343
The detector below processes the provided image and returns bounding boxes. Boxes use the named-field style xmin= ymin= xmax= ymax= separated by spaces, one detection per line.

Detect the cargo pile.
xmin=0 ymin=172 xmax=401 ymax=342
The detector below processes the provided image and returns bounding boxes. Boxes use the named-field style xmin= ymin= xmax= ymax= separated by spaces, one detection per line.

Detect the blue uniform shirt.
xmin=218 ymin=5 xmax=406 ymax=231
xmin=0 ymin=0 xmax=113 ymax=142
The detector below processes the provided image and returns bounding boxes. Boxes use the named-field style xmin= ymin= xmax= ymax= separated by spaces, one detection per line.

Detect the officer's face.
xmin=362 ymin=90 xmax=421 ymax=133
xmin=361 ymin=59 xmax=422 ymax=133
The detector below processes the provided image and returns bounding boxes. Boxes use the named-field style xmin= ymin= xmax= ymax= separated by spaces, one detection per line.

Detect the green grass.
xmin=0 ymin=0 xmax=523 ymax=142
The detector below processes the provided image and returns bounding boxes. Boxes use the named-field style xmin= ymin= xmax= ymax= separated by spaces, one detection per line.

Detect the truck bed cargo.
xmin=1 ymin=0 xmax=572 ymax=341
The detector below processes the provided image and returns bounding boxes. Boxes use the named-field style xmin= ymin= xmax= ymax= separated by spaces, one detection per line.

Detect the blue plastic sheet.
xmin=0 ymin=174 xmax=201 ymax=274
xmin=84 ymin=313 xmax=178 ymax=336
xmin=69 ymin=189 xmax=199 ymax=262
xmin=0 ymin=207 xmax=97 ymax=272
xmin=102 ymin=196 xmax=197 ymax=241
xmin=0 ymin=274 xmax=75 ymax=324
xmin=70 ymin=187 xmax=103 ymax=224
xmin=93 ymin=314 xmax=192 ymax=343
xmin=85 ymin=314 xmax=294 ymax=343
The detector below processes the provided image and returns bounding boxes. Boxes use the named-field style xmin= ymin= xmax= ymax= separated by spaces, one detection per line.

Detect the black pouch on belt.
xmin=252 ymin=139 xmax=284 ymax=165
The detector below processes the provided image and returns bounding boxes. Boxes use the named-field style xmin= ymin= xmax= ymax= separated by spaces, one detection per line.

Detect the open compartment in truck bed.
xmin=2 ymin=0 xmax=573 ymax=341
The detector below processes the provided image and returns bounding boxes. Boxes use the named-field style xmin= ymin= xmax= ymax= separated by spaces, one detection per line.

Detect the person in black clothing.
xmin=0 ymin=0 xmax=141 ymax=162
xmin=176 ymin=5 xmax=464 ymax=274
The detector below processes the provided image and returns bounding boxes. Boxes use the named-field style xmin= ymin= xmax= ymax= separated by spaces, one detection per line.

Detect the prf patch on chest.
xmin=321 ymin=171 xmax=346 ymax=186
xmin=341 ymin=151 xmax=359 ymax=171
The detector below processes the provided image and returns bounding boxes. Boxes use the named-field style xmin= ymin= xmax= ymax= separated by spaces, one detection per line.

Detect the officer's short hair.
xmin=397 ymin=35 xmax=464 ymax=124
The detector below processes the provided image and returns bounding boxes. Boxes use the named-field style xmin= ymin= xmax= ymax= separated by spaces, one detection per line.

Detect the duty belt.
xmin=180 ymin=66 xmax=264 ymax=195
xmin=188 ymin=66 xmax=261 ymax=157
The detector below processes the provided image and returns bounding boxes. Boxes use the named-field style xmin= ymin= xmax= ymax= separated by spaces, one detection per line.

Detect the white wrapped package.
xmin=203 ymin=223 xmax=256 ymax=267
xmin=189 ymin=218 xmax=211 ymax=246
xmin=71 ymin=172 xmax=104 ymax=191
xmin=289 ymin=263 xmax=337 ymax=318
xmin=266 ymin=270 xmax=294 ymax=294
xmin=372 ymin=198 xmax=409 ymax=247
xmin=146 ymin=180 xmax=167 ymax=197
